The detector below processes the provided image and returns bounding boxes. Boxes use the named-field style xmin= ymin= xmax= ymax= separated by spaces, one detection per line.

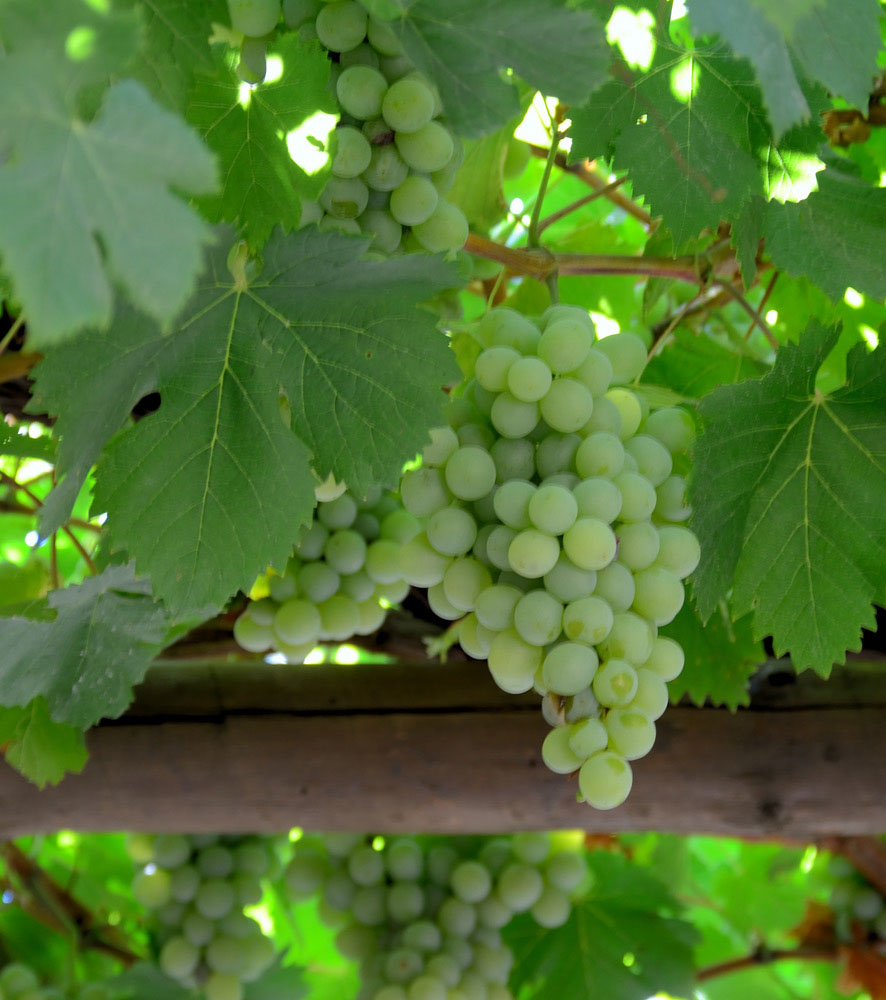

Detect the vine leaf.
xmin=0 ymin=58 xmax=217 ymax=345
xmin=686 ymin=0 xmax=882 ymax=136
xmin=762 ymin=160 xmax=886 ymax=302
xmin=188 ymin=35 xmax=335 ymax=248
xmin=691 ymin=322 xmax=886 ymax=675
xmin=643 ymin=327 xmax=767 ymax=397
xmin=662 ymin=602 xmax=765 ymax=710
xmin=506 ymin=852 xmax=697 ymax=1000
xmin=0 ymin=698 xmax=87 ymax=788
xmin=0 ymin=565 xmax=170 ymax=730
xmin=395 ymin=0 xmax=608 ymax=137
xmin=570 ymin=45 xmax=762 ymax=246
xmin=59 ymin=228 xmax=462 ymax=612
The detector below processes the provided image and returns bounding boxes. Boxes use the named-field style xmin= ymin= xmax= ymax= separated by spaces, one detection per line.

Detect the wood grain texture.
xmin=1 ymin=657 xmax=884 ymax=837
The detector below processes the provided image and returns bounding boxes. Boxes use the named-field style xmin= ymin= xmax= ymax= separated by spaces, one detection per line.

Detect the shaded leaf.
xmin=643 ymin=327 xmax=767 ymax=397
xmin=0 ymin=698 xmax=87 ymax=788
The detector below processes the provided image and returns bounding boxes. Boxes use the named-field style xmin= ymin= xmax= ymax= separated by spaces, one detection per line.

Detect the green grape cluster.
xmin=127 ymin=833 xmax=281 ymax=1000
xmin=399 ymin=305 xmax=699 ymax=811
xmin=828 ymin=856 xmax=886 ymax=941
xmin=285 ymin=832 xmax=588 ymax=1000
xmin=287 ymin=0 xmax=469 ymax=254
xmin=0 ymin=963 xmax=109 ymax=1000
xmin=233 ymin=484 xmax=416 ymax=662
xmin=227 ymin=0 xmax=282 ymax=82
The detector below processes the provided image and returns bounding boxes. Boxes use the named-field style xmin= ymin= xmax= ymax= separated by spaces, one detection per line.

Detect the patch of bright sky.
xmin=591 ymin=312 xmax=620 ymax=338
xmin=844 ymin=287 xmax=864 ymax=307
xmin=765 ymin=310 xmax=778 ymax=324
xmin=287 ymin=112 xmax=336 ymax=173
xmin=265 ymin=55 xmax=283 ymax=83
xmin=607 ymin=7 xmax=656 ymax=70
xmin=861 ymin=325 xmax=879 ymax=349
xmin=514 ymin=93 xmax=570 ymax=152
xmin=24 ymin=531 xmax=39 ymax=547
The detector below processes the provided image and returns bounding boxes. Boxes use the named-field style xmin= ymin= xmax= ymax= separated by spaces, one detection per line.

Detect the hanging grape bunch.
xmin=0 ymin=963 xmax=111 ymax=1000
xmin=233 ymin=484 xmax=416 ymax=662
xmin=128 ymin=833 xmax=281 ymax=1000
xmin=399 ymin=305 xmax=698 ymax=810
xmin=227 ymin=0 xmax=469 ymax=253
xmin=286 ymin=832 xmax=589 ymax=1000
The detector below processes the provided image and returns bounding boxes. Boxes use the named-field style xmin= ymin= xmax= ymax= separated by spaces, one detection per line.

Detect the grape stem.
xmin=696 ymin=944 xmax=839 ymax=981
xmin=536 ymin=179 xmax=627 ymax=235
xmin=0 ymin=313 xmax=24 ymax=358
xmin=0 ymin=842 xmax=142 ymax=966
xmin=744 ymin=270 xmax=779 ymax=340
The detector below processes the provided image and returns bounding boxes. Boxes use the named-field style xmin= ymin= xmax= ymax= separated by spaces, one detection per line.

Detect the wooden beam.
xmin=1 ymin=657 xmax=884 ymax=838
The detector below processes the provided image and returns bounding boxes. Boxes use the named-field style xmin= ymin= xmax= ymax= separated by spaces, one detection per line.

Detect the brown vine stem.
xmin=745 ymin=271 xmax=779 ymax=340
xmin=696 ymin=945 xmax=839 ymax=982
xmin=536 ymin=179 xmax=626 ymax=235
xmin=716 ymin=281 xmax=778 ymax=349
xmin=462 ymin=233 xmax=705 ymax=286
xmin=0 ymin=842 xmax=141 ymax=967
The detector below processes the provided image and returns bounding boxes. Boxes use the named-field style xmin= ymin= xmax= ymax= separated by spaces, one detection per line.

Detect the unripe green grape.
xmin=241 ymin=935 xmax=276 ymax=981
xmin=401 ymin=919 xmax=441 ymax=951
xmin=513 ymin=589 xmax=563 ymax=646
xmin=592 ymin=658 xmax=638 ymax=707
xmin=427 ymin=581 xmax=463 ymax=620
xmin=237 ymin=37 xmax=267 ymax=83
xmin=331 ymin=126 xmax=372 ymax=178
xmin=530 ymin=886 xmax=571 ymax=928
xmin=489 ymin=392 xmax=538 ymax=439
xmin=374 ymin=988 xmax=409 ymax=1000
xmin=614 ymin=471 xmax=657 ymax=523
xmin=233 ymin=871 xmax=264 ymax=906
xmin=616 ymin=522 xmax=660 ymax=571
xmin=382 ymin=76 xmax=436 ymax=132
xmin=197 ymin=844 xmax=234 ymax=878
xmin=625 ymin=435 xmax=672 ymax=487
xmin=443 ymin=557 xmax=492 ymax=612
xmin=419 ymin=425 xmax=458 ymax=468
xmin=268 ymin=569 xmax=297 ymax=601
xmin=526 ymin=482 xmax=577 ymax=536
xmin=395 ymin=121 xmax=455 ymax=172
xmin=582 ymin=396 xmax=622 ymax=436
xmin=245 ymin=597 xmax=277 ymax=627
xmin=385 ymin=948 xmax=424 ymax=981
xmin=575 ymin=432 xmax=624 ymax=479
xmin=283 ymin=0 xmax=320 ymax=27
xmin=320 ymin=175 xmax=369 ymax=219
xmin=491 ymin=436 xmax=535 ymax=482
xmin=484 ymin=525 xmax=517 ymax=571
xmin=570 ymin=477 xmax=620 ymax=524
xmin=492 ymin=478 xmax=534 ymax=529
xmin=407 ymin=975 xmax=447 ymax=1000
xmin=183 ymin=909 xmax=215 ymax=947
xmin=365 ymin=539 xmax=404 ymax=584
xmin=297 ymin=562 xmax=340 ymax=603
xmin=388 ymin=881 xmax=425 ymax=921
xmin=319 ymin=492 xmax=358 ymax=528
xmin=233 ymin=612 xmax=272 ymax=651
xmin=317 ymin=214 xmax=361 ymax=234
xmin=205 ymin=973 xmax=243 ymax=1000
xmin=599 ymin=612 xmax=654 ymax=665
xmin=125 ymin=833 xmax=155 ymax=863
xmin=562 ymin=517 xmax=616 ymax=571
xmin=363 ymin=144 xmax=410 ymax=192
xmin=206 ymin=936 xmax=246 ymax=975
xmin=315 ymin=0 xmax=367 ymax=51
xmin=496 ymin=864 xmax=543 ymax=912
xmin=595 ymin=332 xmax=647 ymax=384
xmin=195 ymin=878 xmax=236 ymax=919
xmin=644 ymin=406 xmax=695 ymax=454
xmin=474 ymin=584 xmax=521 ymax=631
xmin=655 ymin=475 xmax=691 ymax=522
xmin=437 ymin=897 xmax=476 ymax=936
xmin=545 ymin=851 xmax=588 ymax=892
xmin=482 ymin=309 xmax=541 ymax=353
xmin=605 ymin=707 xmax=656 ymax=759
xmin=538 ymin=320 xmax=593 ymax=374
xmin=457 ymin=421 xmax=495 ymax=450
xmin=367 ymin=14 xmax=402 ymax=55
xmin=285 ymin=850 xmax=326 ymax=896
xmin=507 ymin=528 xmax=560 ymax=578
xmin=166 ymin=864 xmax=198 ymax=903
xmin=341 ymin=569 xmax=376 ymax=602
xmin=153 ymin=833 xmax=192 ymax=868
xmin=318 ymin=593 xmax=361 ymax=639
xmin=352 ymin=884 xmax=387 ymax=925
xmin=337 ymin=65 xmax=388 ymax=119
xmin=632 ymin=567 xmax=684 ymax=625
xmin=539 ymin=378 xmax=593 ymax=433
xmin=427 ymin=845 xmax=458 ymax=886
xmin=324 ymin=529 xmax=367 ymax=574
xmin=295 ymin=520 xmax=329 ymax=559
xmin=572 ymin=349 xmax=614 ymax=396
xmin=228 ymin=0 xmax=280 ymax=36
xmin=133 ymin=868 xmax=172 ymax=908
xmin=444 ymin=446 xmax=496 ymax=501
xmin=506 ymin=356 xmax=553 ymax=403
xmin=359 ymin=208 xmax=401 ymax=251
xmin=605 ymin=388 xmax=642 ymax=440
xmin=542 ymin=642 xmax=599 ymax=695
xmin=349 ymin=844 xmax=385 ymax=886
xmin=594 ymin=561 xmax=635 ymax=613
xmin=427 ymin=507 xmax=477 ymax=557
xmin=475 ymin=346 xmax=520 ymax=392
xmin=630 ymin=667 xmax=669 ymax=719
xmin=472 ymin=943 xmax=512 ymax=983
xmin=562 ymin=595 xmax=613 ymax=645
xmin=654 ymin=525 xmax=700 ymax=579
xmin=477 ymin=894 xmax=513 ymax=928
xmin=543 ymin=553 xmax=597 ymax=604
xmin=271 ymin=598 xmax=320 ymax=645
xmin=450 ymin=860 xmax=492 ymax=903
xmin=487 ymin=629 xmax=543 ymax=693
xmin=390 ymin=175 xmax=439 ymax=226
xmin=509 ymin=833 xmax=547 ymax=865
xmin=579 ymin=750 xmax=632 ymax=809
xmin=533 ymin=433 xmax=576 ymax=479
xmin=401 ymin=467 xmax=450 ymax=517
xmin=424 ymin=954 xmax=461 ymax=988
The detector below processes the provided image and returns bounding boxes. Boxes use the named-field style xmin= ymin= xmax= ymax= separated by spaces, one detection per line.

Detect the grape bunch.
xmin=828 ymin=856 xmax=886 ymax=941
xmin=398 ymin=305 xmax=699 ymax=810
xmin=0 ymin=963 xmax=109 ymax=1000
xmin=285 ymin=832 xmax=588 ymax=1000
xmin=232 ymin=484 xmax=416 ymax=662
xmin=127 ymin=833 xmax=281 ymax=1000
xmin=284 ymin=0 xmax=469 ymax=254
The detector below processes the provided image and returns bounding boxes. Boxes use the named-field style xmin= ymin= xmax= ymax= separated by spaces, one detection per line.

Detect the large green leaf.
xmin=74 ymin=228 xmax=460 ymax=611
xmin=507 ymin=852 xmax=698 ymax=1000
xmin=0 ymin=698 xmax=88 ymax=788
xmin=395 ymin=0 xmax=609 ymax=137
xmin=0 ymin=565 xmax=170 ymax=729
xmin=0 ymin=57 xmax=217 ymax=344
xmin=686 ymin=0 xmax=882 ymax=136
xmin=763 ymin=160 xmax=886 ymax=302
xmin=643 ymin=327 xmax=767 ymax=397
xmin=188 ymin=35 xmax=335 ymax=247
xmin=691 ymin=322 xmax=886 ymax=674
xmin=663 ymin=601 xmax=766 ymax=709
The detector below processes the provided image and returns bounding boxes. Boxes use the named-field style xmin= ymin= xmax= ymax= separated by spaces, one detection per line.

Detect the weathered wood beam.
xmin=0 ymin=657 xmax=884 ymax=838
